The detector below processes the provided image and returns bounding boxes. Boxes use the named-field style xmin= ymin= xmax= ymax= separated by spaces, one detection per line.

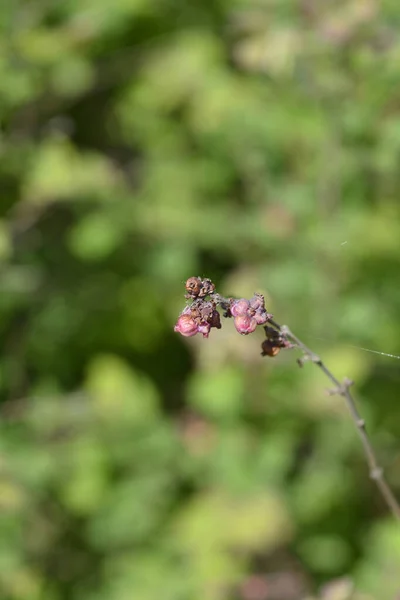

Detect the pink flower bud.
xmin=197 ymin=322 xmax=211 ymax=338
xmin=234 ymin=315 xmax=257 ymax=335
xmin=254 ymin=309 xmax=268 ymax=325
xmin=174 ymin=314 xmax=198 ymax=337
xmin=230 ymin=299 xmax=250 ymax=317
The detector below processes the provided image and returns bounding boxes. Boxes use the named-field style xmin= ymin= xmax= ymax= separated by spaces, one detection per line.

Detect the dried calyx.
xmin=174 ymin=277 xmax=293 ymax=356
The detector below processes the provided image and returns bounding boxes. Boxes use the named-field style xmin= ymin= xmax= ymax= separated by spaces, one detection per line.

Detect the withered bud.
xmin=185 ymin=277 xmax=216 ymax=299
xmin=209 ymin=309 xmax=221 ymax=329
xmin=198 ymin=278 xmax=215 ymax=298
xmin=261 ymin=325 xmax=294 ymax=356
xmin=261 ymin=339 xmax=281 ymax=357
xmin=185 ymin=277 xmax=203 ymax=299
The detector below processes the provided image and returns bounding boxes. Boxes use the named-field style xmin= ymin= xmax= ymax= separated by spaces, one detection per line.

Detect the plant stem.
xmin=269 ymin=319 xmax=400 ymax=520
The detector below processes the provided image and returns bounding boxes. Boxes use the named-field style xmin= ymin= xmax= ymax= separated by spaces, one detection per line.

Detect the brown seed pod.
xmin=261 ymin=339 xmax=281 ymax=357
xmin=209 ymin=309 xmax=221 ymax=329
xmin=185 ymin=277 xmax=203 ymax=298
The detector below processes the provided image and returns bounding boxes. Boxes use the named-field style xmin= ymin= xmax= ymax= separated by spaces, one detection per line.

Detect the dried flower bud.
xmin=261 ymin=339 xmax=281 ymax=357
xmin=174 ymin=314 xmax=198 ymax=337
xmin=209 ymin=309 xmax=221 ymax=329
xmin=198 ymin=278 xmax=215 ymax=298
xmin=196 ymin=301 xmax=213 ymax=321
xmin=185 ymin=277 xmax=216 ymax=299
xmin=230 ymin=299 xmax=250 ymax=317
xmin=185 ymin=277 xmax=203 ymax=299
xmin=234 ymin=315 xmax=257 ymax=335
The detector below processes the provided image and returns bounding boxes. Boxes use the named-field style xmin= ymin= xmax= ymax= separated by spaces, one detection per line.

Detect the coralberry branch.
xmin=174 ymin=277 xmax=400 ymax=520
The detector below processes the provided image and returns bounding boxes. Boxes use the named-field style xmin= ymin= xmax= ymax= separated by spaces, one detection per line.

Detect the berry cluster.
xmin=230 ymin=294 xmax=269 ymax=334
xmin=174 ymin=277 xmax=293 ymax=357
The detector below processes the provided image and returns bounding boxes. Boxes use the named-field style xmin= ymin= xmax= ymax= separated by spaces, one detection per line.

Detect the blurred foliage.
xmin=0 ymin=0 xmax=400 ymax=598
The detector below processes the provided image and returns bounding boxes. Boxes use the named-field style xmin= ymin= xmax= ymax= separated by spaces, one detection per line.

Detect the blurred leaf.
xmin=68 ymin=212 xmax=123 ymax=260
xmin=85 ymin=355 xmax=160 ymax=424
xmin=298 ymin=535 xmax=352 ymax=573
xmin=187 ymin=365 xmax=245 ymax=420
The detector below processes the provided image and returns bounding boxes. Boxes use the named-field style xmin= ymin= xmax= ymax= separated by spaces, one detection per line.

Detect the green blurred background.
xmin=1 ymin=0 xmax=400 ymax=598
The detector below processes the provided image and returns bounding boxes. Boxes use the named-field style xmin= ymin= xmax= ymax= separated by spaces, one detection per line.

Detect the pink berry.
xmin=197 ymin=322 xmax=211 ymax=338
xmin=230 ymin=299 xmax=250 ymax=317
xmin=254 ymin=310 xmax=268 ymax=325
xmin=174 ymin=315 xmax=198 ymax=337
xmin=234 ymin=315 xmax=257 ymax=335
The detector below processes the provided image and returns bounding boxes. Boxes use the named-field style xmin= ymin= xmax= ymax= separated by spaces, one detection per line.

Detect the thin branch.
xmin=175 ymin=278 xmax=400 ymax=520
xmin=270 ymin=319 xmax=400 ymax=520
